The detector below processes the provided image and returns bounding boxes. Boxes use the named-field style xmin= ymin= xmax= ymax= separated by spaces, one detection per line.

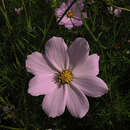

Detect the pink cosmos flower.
xmin=26 ymin=36 xmax=108 ymax=118
xmin=55 ymin=0 xmax=87 ymax=29
xmin=107 ymin=6 xmax=121 ymax=17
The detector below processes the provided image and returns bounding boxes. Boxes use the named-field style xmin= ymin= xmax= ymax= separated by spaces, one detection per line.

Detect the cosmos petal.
xmin=45 ymin=36 xmax=69 ymax=71
xmin=42 ymin=86 xmax=67 ymax=117
xmin=73 ymin=54 xmax=99 ymax=77
xmin=66 ymin=84 xmax=89 ymax=118
xmin=72 ymin=19 xmax=82 ymax=26
xmin=72 ymin=76 xmax=108 ymax=97
xmin=68 ymin=37 xmax=90 ymax=69
xmin=28 ymin=74 xmax=57 ymax=96
xmin=26 ymin=52 xmax=54 ymax=75
xmin=65 ymin=22 xmax=74 ymax=29
xmin=55 ymin=2 xmax=66 ymax=17
xmin=67 ymin=0 xmax=84 ymax=10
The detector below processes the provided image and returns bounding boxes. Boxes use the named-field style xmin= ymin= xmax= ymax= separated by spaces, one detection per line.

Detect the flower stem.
xmin=83 ymin=20 xmax=98 ymax=42
xmin=0 ymin=125 xmax=23 ymax=130
xmin=2 ymin=0 xmax=6 ymax=10
xmin=40 ymin=14 xmax=55 ymax=51
xmin=112 ymin=4 xmax=130 ymax=12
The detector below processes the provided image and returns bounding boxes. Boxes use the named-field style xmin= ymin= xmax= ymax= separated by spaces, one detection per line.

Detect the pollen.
xmin=58 ymin=70 xmax=72 ymax=84
xmin=67 ymin=11 xmax=74 ymax=18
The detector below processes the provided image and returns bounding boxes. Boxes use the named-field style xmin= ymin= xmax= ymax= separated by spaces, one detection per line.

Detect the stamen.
xmin=67 ymin=11 xmax=74 ymax=18
xmin=58 ymin=70 xmax=72 ymax=84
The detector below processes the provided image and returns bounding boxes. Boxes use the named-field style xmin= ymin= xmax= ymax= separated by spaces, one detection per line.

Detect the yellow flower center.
xmin=58 ymin=70 xmax=72 ymax=84
xmin=67 ymin=11 xmax=74 ymax=18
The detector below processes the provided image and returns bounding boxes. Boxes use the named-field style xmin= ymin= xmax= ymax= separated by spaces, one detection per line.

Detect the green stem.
xmin=83 ymin=21 xmax=98 ymax=42
xmin=0 ymin=125 xmax=23 ymax=130
xmin=40 ymin=14 xmax=54 ymax=51
xmin=0 ymin=7 xmax=12 ymax=31
xmin=22 ymin=0 xmax=29 ymax=24
xmin=2 ymin=0 xmax=6 ymax=9
xmin=112 ymin=4 xmax=130 ymax=12
xmin=75 ymin=0 xmax=98 ymax=42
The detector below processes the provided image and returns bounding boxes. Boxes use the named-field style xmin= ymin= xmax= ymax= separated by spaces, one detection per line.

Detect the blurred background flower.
xmin=107 ymin=6 xmax=122 ymax=17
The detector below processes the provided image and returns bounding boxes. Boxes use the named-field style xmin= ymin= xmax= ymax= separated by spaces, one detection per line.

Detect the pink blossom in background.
xmin=3 ymin=105 xmax=16 ymax=120
xmin=55 ymin=0 xmax=87 ymax=29
xmin=3 ymin=106 xmax=10 ymax=112
xmin=107 ymin=6 xmax=113 ymax=15
xmin=114 ymin=8 xmax=122 ymax=16
xmin=107 ymin=6 xmax=121 ymax=17
xmin=3 ymin=105 xmax=15 ymax=112
xmin=26 ymin=36 xmax=108 ymax=118
xmin=87 ymin=0 xmax=95 ymax=5
xmin=15 ymin=7 xmax=23 ymax=15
